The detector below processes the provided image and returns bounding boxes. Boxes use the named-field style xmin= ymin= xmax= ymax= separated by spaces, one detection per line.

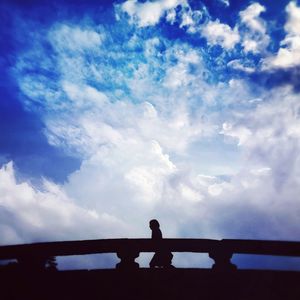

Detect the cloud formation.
xmin=2 ymin=0 xmax=300 ymax=271
xmin=201 ymin=20 xmax=240 ymax=49
xmin=263 ymin=2 xmax=300 ymax=69
xmin=239 ymin=2 xmax=270 ymax=53
xmin=120 ymin=0 xmax=188 ymax=27
xmin=0 ymin=162 xmax=129 ymax=245
xmin=9 ymin=15 xmax=300 ymax=243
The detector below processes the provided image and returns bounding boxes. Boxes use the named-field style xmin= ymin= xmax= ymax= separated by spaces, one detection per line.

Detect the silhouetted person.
xmin=149 ymin=219 xmax=174 ymax=268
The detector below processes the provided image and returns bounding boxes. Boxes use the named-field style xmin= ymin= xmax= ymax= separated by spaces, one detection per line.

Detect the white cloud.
xmin=221 ymin=122 xmax=252 ymax=146
xmin=120 ymin=0 xmax=187 ymax=27
xmin=262 ymin=2 xmax=300 ymax=69
xmin=62 ymin=81 xmax=109 ymax=107
xmin=210 ymin=87 xmax=300 ymax=241
xmin=162 ymin=48 xmax=201 ymax=88
xmin=10 ymin=21 xmax=223 ymax=243
xmin=0 ymin=162 xmax=129 ymax=245
xmin=239 ymin=3 xmax=270 ymax=53
xmin=179 ymin=2 xmax=270 ymax=53
xmin=50 ymin=24 xmax=103 ymax=52
xmin=240 ymin=3 xmax=266 ymax=33
xmin=284 ymin=1 xmax=300 ymax=35
xmin=227 ymin=59 xmax=256 ymax=73
xmin=221 ymin=85 xmax=300 ymax=186
xmin=14 ymin=23 xmax=225 ymax=241
xmin=166 ymin=8 xmax=176 ymax=24
xmin=180 ymin=10 xmax=194 ymax=28
xmin=18 ymin=25 xmax=216 ymax=158
xmin=118 ymin=0 xmax=208 ymax=38
xmin=9 ymin=17 xmax=300 ymax=267
xmin=201 ymin=20 xmax=240 ymax=49
xmin=178 ymin=7 xmax=205 ymax=34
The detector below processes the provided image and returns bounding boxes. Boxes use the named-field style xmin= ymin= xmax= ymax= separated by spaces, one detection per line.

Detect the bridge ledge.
xmin=1 ymin=238 xmax=300 ymax=271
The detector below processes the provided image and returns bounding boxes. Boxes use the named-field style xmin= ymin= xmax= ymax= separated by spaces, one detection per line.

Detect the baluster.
xmin=116 ymin=247 xmax=139 ymax=270
xmin=209 ymin=245 xmax=237 ymax=271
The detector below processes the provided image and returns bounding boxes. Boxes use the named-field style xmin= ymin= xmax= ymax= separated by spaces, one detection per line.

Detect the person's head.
xmin=149 ymin=219 xmax=160 ymax=230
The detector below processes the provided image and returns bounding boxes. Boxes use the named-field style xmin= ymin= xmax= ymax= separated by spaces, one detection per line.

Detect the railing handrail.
xmin=1 ymin=238 xmax=300 ymax=260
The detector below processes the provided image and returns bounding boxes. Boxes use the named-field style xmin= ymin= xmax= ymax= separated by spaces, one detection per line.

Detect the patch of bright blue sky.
xmin=0 ymin=4 xmax=82 ymax=183
xmin=0 ymin=0 xmax=296 ymax=183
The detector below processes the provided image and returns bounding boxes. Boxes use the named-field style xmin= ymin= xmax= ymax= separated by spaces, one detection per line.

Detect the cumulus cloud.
xmin=180 ymin=2 xmax=271 ymax=53
xmin=221 ymin=85 xmax=300 ymax=188
xmin=239 ymin=2 xmax=270 ymax=53
xmin=18 ymin=24 xmax=217 ymax=158
xmin=5 ymin=11 xmax=300 ymax=274
xmin=12 ymin=21 xmax=221 ymax=241
xmin=240 ymin=3 xmax=266 ymax=33
xmin=118 ymin=0 xmax=208 ymax=34
xmin=0 ymin=162 xmax=129 ymax=245
xmin=120 ymin=0 xmax=187 ymax=27
xmin=217 ymin=86 xmax=300 ymax=239
xmin=118 ymin=1 xmax=273 ymax=58
xmin=120 ymin=0 xmax=241 ymax=47
xmin=263 ymin=1 xmax=300 ymax=69
xmin=200 ymin=19 xmax=240 ymax=49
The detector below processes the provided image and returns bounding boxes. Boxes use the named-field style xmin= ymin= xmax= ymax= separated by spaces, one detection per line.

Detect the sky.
xmin=1 ymin=0 xmax=300 ymax=269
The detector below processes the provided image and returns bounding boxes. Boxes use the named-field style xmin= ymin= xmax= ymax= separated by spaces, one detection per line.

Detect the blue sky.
xmin=1 ymin=0 xmax=300 ymax=268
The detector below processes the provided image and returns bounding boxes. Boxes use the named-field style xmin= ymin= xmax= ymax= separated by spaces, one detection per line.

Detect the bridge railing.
xmin=1 ymin=238 xmax=300 ymax=271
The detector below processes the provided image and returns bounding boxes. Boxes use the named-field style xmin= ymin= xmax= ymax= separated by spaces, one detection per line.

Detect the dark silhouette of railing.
xmin=1 ymin=238 xmax=300 ymax=271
